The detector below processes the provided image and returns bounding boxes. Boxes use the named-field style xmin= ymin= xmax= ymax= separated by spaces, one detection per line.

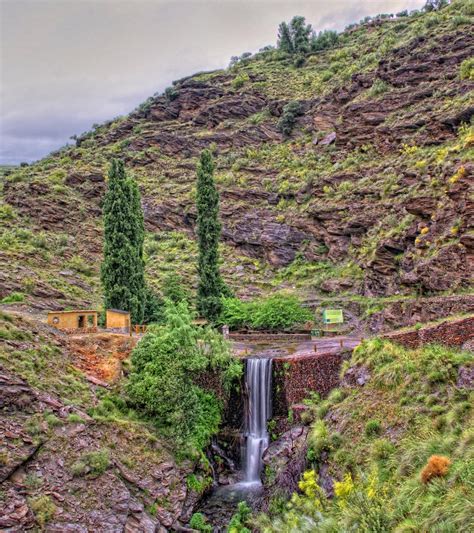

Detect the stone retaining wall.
xmin=229 ymin=333 xmax=311 ymax=342
xmin=382 ymin=315 xmax=474 ymax=349
xmin=272 ymin=351 xmax=346 ymax=416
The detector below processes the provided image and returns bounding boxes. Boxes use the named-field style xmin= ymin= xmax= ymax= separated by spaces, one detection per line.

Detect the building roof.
xmin=107 ymin=309 xmax=130 ymax=315
xmin=48 ymin=310 xmax=98 ymax=315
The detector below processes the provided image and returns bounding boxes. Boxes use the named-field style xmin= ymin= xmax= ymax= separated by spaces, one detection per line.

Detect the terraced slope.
xmin=1 ymin=1 xmax=473 ymax=313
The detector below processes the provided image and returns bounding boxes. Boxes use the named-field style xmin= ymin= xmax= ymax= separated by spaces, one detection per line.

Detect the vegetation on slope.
xmin=1 ymin=0 xmax=472 ymax=313
xmin=0 ymin=310 xmax=203 ymax=529
xmin=257 ymin=339 xmax=473 ymax=531
xmin=127 ymin=301 xmax=242 ymax=456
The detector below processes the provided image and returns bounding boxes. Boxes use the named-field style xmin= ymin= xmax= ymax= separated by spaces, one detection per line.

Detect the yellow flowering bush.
xmin=449 ymin=165 xmax=466 ymax=184
xmin=334 ymin=473 xmax=354 ymax=507
xmin=400 ymin=144 xmax=419 ymax=156
xmin=298 ymin=469 xmax=325 ymax=501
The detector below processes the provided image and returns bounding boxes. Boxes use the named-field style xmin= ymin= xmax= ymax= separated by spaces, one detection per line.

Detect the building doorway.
xmin=78 ymin=315 xmax=85 ymax=328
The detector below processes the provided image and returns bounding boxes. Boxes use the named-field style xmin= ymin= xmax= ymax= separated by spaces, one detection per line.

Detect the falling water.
xmin=243 ymin=357 xmax=272 ymax=484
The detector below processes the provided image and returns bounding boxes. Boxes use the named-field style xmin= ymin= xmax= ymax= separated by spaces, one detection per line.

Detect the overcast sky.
xmin=0 ymin=0 xmax=425 ymax=165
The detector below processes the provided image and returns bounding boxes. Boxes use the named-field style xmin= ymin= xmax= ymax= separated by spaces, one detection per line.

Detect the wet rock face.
xmin=273 ymin=353 xmax=344 ymax=416
xmin=260 ymin=426 xmax=309 ymax=511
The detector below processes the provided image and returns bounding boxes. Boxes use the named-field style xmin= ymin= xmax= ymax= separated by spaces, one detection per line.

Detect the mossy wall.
xmin=272 ymin=352 xmax=345 ymax=416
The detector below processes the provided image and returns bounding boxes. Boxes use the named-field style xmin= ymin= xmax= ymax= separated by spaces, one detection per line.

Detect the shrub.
xmin=420 ymin=455 xmax=451 ymax=483
xmin=220 ymin=294 xmax=312 ymax=331
xmin=372 ymin=438 xmax=395 ymax=460
xmin=228 ymin=501 xmax=252 ymax=533
xmin=1 ymin=292 xmax=25 ymax=304
xmin=28 ymin=495 xmax=56 ymax=527
xmin=164 ymin=86 xmax=179 ymax=100
xmin=365 ymin=419 xmax=382 ymax=437
xmin=460 ymin=57 xmax=474 ymax=81
xmin=293 ymin=54 xmax=306 ymax=68
xmin=127 ymin=301 xmax=241 ymax=454
xmin=162 ymin=272 xmax=190 ymax=304
xmin=187 ymin=473 xmax=212 ymax=494
xmin=71 ymin=450 xmax=110 ymax=478
xmin=367 ymin=78 xmax=390 ymax=98
xmin=250 ymin=294 xmax=312 ymax=330
xmin=189 ymin=512 xmax=212 ymax=532
xmin=232 ymin=73 xmax=250 ymax=89
xmin=452 ymin=14 xmax=470 ymax=26
xmin=219 ymin=297 xmax=249 ymax=329
xmin=277 ymin=101 xmax=303 ymax=137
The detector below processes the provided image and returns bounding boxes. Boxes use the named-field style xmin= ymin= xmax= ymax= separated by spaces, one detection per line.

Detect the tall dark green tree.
xmin=196 ymin=150 xmax=224 ymax=321
xmin=277 ymin=16 xmax=313 ymax=55
xmin=101 ymin=159 xmax=146 ymax=324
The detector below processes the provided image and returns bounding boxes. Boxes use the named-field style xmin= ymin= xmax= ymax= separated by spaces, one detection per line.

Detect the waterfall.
xmin=243 ymin=357 xmax=272 ymax=484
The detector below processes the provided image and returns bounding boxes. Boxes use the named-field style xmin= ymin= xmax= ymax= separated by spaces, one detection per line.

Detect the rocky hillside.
xmin=1 ymin=0 xmax=473 ymax=314
xmin=0 ymin=310 xmax=205 ymax=530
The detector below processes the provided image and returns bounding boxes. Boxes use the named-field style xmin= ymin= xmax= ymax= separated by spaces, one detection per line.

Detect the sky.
xmin=0 ymin=0 xmax=426 ymax=165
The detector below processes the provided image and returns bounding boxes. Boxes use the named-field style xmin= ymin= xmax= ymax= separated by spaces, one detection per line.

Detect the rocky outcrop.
xmin=0 ymin=363 xmax=199 ymax=532
xmin=260 ymin=426 xmax=309 ymax=511
xmin=0 ymin=309 xmax=203 ymax=533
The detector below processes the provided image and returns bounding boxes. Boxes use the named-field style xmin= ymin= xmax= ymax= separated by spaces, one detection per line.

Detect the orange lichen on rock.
xmin=420 ymin=455 xmax=451 ymax=484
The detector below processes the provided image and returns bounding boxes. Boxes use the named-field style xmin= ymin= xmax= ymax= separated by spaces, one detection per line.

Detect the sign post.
xmin=322 ymin=309 xmax=344 ymax=325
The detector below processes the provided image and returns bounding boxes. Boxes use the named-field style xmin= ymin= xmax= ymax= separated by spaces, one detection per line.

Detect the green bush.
xmin=189 ymin=512 xmax=212 ymax=532
xmin=220 ymin=295 xmax=312 ymax=331
xmin=127 ymin=301 xmax=242 ymax=454
xmin=228 ymin=501 xmax=252 ymax=533
xmin=460 ymin=57 xmax=474 ymax=81
xmin=277 ymin=101 xmax=303 ymax=137
xmin=232 ymin=73 xmax=250 ymax=89
xmin=311 ymin=30 xmax=338 ymax=51
xmin=219 ymin=297 xmax=249 ymax=329
xmin=365 ymin=419 xmax=382 ymax=437
xmin=164 ymin=86 xmax=179 ymax=100
xmin=28 ymin=495 xmax=56 ymax=527
xmin=71 ymin=450 xmax=110 ymax=478
xmin=1 ymin=292 xmax=25 ymax=304
xmin=367 ymin=78 xmax=390 ymax=97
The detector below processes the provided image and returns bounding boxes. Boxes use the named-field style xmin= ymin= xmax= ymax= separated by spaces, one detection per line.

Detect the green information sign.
xmin=323 ymin=309 xmax=344 ymax=324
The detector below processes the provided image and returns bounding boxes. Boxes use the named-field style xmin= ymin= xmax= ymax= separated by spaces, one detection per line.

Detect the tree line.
xmin=101 ymin=149 xmax=225 ymax=325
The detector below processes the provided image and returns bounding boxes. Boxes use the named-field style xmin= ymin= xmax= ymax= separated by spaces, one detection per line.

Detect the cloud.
xmin=0 ymin=0 xmax=426 ymax=164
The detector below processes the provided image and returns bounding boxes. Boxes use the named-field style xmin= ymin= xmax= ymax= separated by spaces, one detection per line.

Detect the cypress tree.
xmin=196 ymin=150 xmax=223 ymax=321
xmin=101 ymin=159 xmax=146 ymax=324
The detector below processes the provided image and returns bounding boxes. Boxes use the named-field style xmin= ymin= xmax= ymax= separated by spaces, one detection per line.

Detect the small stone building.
xmin=106 ymin=309 xmax=131 ymax=332
xmin=48 ymin=310 xmax=98 ymax=331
